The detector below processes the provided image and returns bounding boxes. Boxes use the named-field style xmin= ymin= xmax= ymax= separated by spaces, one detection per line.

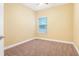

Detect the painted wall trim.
xmin=4 ymin=38 xmax=35 ymax=50
xmin=72 ymin=43 xmax=79 ymax=55
xmin=5 ymin=37 xmax=73 ymax=50
xmin=4 ymin=37 xmax=79 ymax=55
xmin=34 ymin=37 xmax=74 ymax=44
xmin=35 ymin=37 xmax=79 ymax=55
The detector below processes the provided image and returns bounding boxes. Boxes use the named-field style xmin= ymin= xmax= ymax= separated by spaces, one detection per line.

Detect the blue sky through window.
xmin=39 ymin=16 xmax=47 ymax=33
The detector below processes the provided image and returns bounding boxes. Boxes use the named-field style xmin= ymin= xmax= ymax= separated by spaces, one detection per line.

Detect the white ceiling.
xmin=22 ymin=3 xmax=67 ymax=11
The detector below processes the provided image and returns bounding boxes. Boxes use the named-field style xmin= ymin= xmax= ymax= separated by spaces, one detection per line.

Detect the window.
xmin=38 ymin=16 xmax=47 ymax=33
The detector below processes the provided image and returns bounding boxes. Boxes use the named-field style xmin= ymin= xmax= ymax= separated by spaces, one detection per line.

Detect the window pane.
xmin=39 ymin=16 xmax=47 ymax=33
xmin=39 ymin=17 xmax=47 ymax=25
xmin=39 ymin=28 xmax=47 ymax=33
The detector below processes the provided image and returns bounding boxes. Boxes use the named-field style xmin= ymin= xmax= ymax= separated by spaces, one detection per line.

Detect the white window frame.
xmin=37 ymin=16 xmax=47 ymax=34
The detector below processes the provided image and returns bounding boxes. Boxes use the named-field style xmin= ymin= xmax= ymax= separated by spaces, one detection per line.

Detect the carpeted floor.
xmin=4 ymin=39 xmax=79 ymax=56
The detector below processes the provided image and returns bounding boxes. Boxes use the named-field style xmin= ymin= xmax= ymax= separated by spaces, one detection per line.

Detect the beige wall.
xmin=73 ymin=4 xmax=79 ymax=50
xmin=4 ymin=3 xmax=75 ymax=47
xmin=36 ymin=4 xmax=73 ymax=42
xmin=4 ymin=4 xmax=35 ymax=47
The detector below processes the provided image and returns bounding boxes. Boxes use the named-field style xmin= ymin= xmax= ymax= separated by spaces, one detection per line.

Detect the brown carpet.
xmin=4 ymin=39 xmax=79 ymax=56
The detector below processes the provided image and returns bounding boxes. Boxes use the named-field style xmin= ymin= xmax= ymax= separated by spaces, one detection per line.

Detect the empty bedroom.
xmin=4 ymin=3 xmax=79 ymax=56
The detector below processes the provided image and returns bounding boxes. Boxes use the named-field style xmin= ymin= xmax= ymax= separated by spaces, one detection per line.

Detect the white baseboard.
xmin=35 ymin=37 xmax=74 ymax=44
xmin=4 ymin=38 xmax=35 ymax=50
xmin=4 ymin=37 xmax=79 ymax=55
xmin=72 ymin=43 xmax=79 ymax=55
xmin=35 ymin=37 xmax=79 ymax=55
